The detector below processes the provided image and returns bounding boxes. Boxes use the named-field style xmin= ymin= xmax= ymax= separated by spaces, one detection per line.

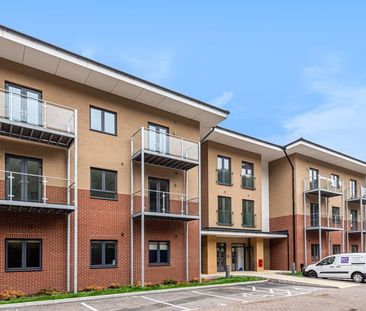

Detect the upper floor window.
xmin=6 ymin=239 xmax=42 ymax=271
xmin=90 ymin=106 xmax=117 ymax=135
xmin=242 ymin=200 xmax=255 ymax=227
xmin=351 ymin=245 xmax=359 ymax=253
xmin=309 ymin=168 xmax=318 ymax=190
xmin=90 ymin=240 xmax=117 ymax=268
xmin=311 ymin=244 xmax=319 ymax=261
xmin=90 ymin=168 xmax=117 ymax=200
xmin=148 ymin=123 xmax=169 ymax=154
xmin=333 ymin=244 xmax=341 ymax=255
xmin=331 ymin=174 xmax=340 ymax=189
xmin=5 ymin=82 xmax=43 ymax=126
xmin=217 ymin=156 xmax=231 ymax=186
xmin=217 ymin=196 xmax=232 ymax=225
xmin=332 ymin=206 xmax=340 ymax=225
xmin=310 ymin=203 xmax=319 ymax=227
xmin=241 ymin=161 xmax=255 ymax=190
xmin=350 ymin=179 xmax=357 ymax=199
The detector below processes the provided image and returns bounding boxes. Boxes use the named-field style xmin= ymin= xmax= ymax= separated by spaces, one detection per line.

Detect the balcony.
xmin=131 ymin=128 xmax=199 ymax=170
xmin=217 ymin=169 xmax=232 ymax=186
xmin=241 ymin=174 xmax=256 ymax=190
xmin=347 ymin=186 xmax=366 ymax=204
xmin=217 ymin=209 xmax=233 ymax=226
xmin=0 ymin=88 xmax=76 ymax=148
xmin=132 ymin=189 xmax=199 ymax=221
xmin=305 ymin=213 xmax=343 ymax=231
xmin=304 ymin=176 xmax=343 ymax=197
xmin=0 ymin=170 xmax=75 ymax=213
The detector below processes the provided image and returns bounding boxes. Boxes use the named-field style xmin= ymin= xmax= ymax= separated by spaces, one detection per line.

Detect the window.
xmin=149 ymin=241 xmax=169 ymax=265
xmin=311 ymin=244 xmax=319 ymax=261
xmin=242 ymin=200 xmax=255 ymax=227
xmin=241 ymin=162 xmax=255 ymax=190
xmin=316 ymin=256 xmax=335 ymax=266
xmin=148 ymin=123 xmax=169 ymax=154
xmin=217 ymin=156 xmax=231 ymax=186
xmin=350 ymin=179 xmax=357 ymax=199
xmin=90 ymin=241 xmax=117 ymax=268
xmin=5 ymin=82 xmax=42 ymax=126
xmin=331 ymin=174 xmax=340 ymax=189
xmin=217 ymin=196 xmax=232 ymax=225
xmin=332 ymin=207 xmax=340 ymax=225
xmin=351 ymin=245 xmax=359 ymax=253
xmin=90 ymin=106 xmax=117 ymax=135
xmin=310 ymin=203 xmax=319 ymax=227
xmin=351 ymin=209 xmax=358 ymax=231
xmin=309 ymin=168 xmax=318 ymax=190
xmin=333 ymin=244 xmax=341 ymax=255
xmin=6 ymin=239 xmax=41 ymax=271
xmin=90 ymin=168 xmax=117 ymax=199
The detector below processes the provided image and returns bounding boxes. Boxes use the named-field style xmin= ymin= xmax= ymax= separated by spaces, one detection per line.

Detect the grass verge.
xmin=282 ymin=272 xmax=303 ymax=277
xmin=0 ymin=276 xmax=263 ymax=305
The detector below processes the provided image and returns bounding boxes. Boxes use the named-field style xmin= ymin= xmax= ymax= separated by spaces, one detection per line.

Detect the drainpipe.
xmin=283 ymin=148 xmax=296 ymax=272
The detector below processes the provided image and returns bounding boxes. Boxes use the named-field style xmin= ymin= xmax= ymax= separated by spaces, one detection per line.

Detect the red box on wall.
xmin=258 ymin=259 xmax=263 ymax=267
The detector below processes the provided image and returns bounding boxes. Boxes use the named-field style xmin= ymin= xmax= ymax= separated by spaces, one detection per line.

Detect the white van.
xmin=303 ymin=253 xmax=366 ymax=283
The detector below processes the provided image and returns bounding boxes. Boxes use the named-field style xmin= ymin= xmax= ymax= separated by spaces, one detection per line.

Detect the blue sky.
xmin=1 ymin=1 xmax=366 ymax=158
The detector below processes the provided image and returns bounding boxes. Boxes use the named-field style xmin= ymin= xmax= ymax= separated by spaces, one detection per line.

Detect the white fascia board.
xmin=214 ymin=128 xmax=283 ymax=152
xmin=0 ymin=27 xmax=228 ymax=119
xmin=286 ymin=141 xmax=366 ymax=169
xmin=201 ymin=230 xmax=287 ymax=239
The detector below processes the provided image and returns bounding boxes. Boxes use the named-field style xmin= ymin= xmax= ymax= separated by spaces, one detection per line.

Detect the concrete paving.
xmin=1 ymin=282 xmax=322 ymax=311
xmin=202 ymin=270 xmax=360 ymax=288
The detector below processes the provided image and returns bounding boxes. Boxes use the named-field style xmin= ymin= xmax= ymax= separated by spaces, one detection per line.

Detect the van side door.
xmin=332 ymin=255 xmax=352 ymax=279
xmin=315 ymin=256 xmax=336 ymax=278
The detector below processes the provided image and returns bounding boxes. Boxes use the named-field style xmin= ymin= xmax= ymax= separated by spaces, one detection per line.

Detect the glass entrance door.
xmin=6 ymin=155 xmax=42 ymax=202
xmin=148 ymin=177 xmax=170 ymax=213
xmin=231 ymin=244 xmax=245 ymax=271
xmin=217 ymin=243 xmax=226 ymax=272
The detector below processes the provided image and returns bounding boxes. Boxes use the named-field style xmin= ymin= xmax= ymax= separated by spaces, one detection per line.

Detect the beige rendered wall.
xmin=0 ymin=58 xmax=200 ymax=196
xmin=203 ymin=140 xmax=263 ymax=230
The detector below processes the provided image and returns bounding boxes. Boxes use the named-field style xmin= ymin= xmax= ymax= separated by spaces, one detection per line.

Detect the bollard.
xmin=225 ymin=264 xmax=231 ymax=278
xmin=291 ymin=262 xmax=296 ymax=273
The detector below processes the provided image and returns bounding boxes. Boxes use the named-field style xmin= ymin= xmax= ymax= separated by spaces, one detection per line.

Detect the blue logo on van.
xmin=341 ymin=257 xmax=349 ymax=263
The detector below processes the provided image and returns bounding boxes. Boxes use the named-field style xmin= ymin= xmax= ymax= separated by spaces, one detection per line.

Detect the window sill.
xmin=90 ymin=265 xmax=117 ymax=269
xmin=217 ymin=222 xmax=233 ymax=226
xmin=149 ymin=263 xmax=170 ymax=267
xmin=90 ymin=195 xmax=118 ymax=201
xmin=217 ymin=182 xmax=232 ymax=187
xmin=90 ymin=129 xmax=118 ymax=137
xmin=241 ymin=186 xmax=256 ymax=191
xmin=241 ymin=225 xmax=256 ymax=229
xmin=6 ymin=268 xmax=42 ymax=273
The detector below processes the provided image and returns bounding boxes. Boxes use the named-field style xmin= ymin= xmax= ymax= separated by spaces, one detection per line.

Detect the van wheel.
xmin=352 ymin=272 xmax=365 ymax=283
xmin=307 ymin=270 xmax=317 ymax=278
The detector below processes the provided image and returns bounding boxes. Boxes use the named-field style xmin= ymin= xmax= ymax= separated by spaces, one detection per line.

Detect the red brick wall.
xmin=0 ymin=189 xmax=199 ymax=293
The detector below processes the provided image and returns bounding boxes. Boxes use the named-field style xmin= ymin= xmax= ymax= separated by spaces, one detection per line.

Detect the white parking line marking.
xmin=269 ymin=288 xmax=274 ymax=294
xmin=286 ymin=290 xmax=292 ymax=296
xmin=218 ymin=303 xmax=227 ymax=306
xmin=252 ymin=286 xmax=256 ymax=291
xmin=81 ymin=302 xmax=99 ymax=311
xmin=137 ymin=295 xmax=195 ymax=310
xmin=192 ymin=291 xmax=248 ymax=303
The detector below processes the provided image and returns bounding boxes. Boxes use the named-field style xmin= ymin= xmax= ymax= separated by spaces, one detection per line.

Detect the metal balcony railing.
xmin=217 ymin=169 xmax=232 ymax=186
xmin=131 ymin=128 xmax=199 ymax=162
xmin=241 ymin=174 xmax=255 ymax=190
xmin=347 ymin=186 xmax=366 ymax=201
xmin=132 ymin=189 xmax=199 ymax=217
xmin=306 ymin=212 xmax=343 ymax=229
xmin=305 ymin=176 xmax=343 ymax=194
xmin=0 ymin=88 xmax=75 ymax=135
xmin=0 ymin=170 xmax=75 ymax=208
xmin=349 ymin=220 xmax=361 ymax=232
xmin=217 ymin=209 xmax=233 ymax=226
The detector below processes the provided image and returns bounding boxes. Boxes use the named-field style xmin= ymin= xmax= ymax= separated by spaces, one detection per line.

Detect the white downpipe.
xmin=130 ymin=138 xmax=134 ymax=285
xmin=198 ymin=142 xmax=202 ymax=282
xmin=66 ymin=148 xmax=71 ymax=292
xmin=141 ymin=127 xmax=145 ymax=288
xmin=303 ymin=180 xmax=307 ymax=267
xmin=73 ymin=109 xmax=78 ymax=293
xmin=185 ymin=170 xmax=189 ymax=281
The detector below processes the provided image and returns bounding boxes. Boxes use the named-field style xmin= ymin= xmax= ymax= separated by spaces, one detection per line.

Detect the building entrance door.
xmin=217 ymin=243 xmax=226 ymax=272
xmin=231 ymin=244 xmax=245 ymax=271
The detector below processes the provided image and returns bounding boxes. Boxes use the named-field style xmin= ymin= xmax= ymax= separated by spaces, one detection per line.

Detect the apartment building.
xmin=201 ymin=127 xmax=287 ymax=274
xmin=269 ymin=139 xmax=366 ymax=271
xmin=0 ymin=25 xmax=229 ymax=293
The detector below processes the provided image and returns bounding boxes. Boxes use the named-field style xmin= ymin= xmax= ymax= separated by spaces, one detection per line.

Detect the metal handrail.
xmin=131 ymin=127 xmax=198 ymax=144
xmin=0 ymin=169 xmax=73 ymax=182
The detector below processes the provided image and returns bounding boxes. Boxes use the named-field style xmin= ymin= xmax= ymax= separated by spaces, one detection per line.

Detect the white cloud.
xmin=211 ymin=91 xmax=234 ymax=107
xmin=120 ymin=54 xmax=172 ymax=83
xmin=282 ymin=55 xmax=366 ymax=159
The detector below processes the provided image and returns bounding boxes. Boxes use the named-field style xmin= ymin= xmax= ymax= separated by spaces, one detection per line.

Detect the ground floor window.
xmin=333 ymin=244 xmax=341 ymax=255
xmin=149 ymin=241 xmax=170 ymax=266
xmin=90 ymin=240 xmax=117 ymax=268
xmin=351 ymin=245 xmax=359 ymax=253
xmin=6 ymin=239 xmax=42 ymax=271
xmin=311 ymin=244 xmax=319 ymax=261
